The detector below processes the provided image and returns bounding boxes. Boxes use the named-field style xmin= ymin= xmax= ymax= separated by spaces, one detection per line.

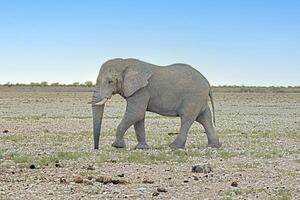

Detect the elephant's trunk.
xmin=92 ymin=104 xmax=104 ymax=149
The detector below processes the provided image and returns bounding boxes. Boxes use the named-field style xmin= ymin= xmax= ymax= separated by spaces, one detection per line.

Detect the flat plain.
xmin=0 ymin=86 xmax=299 ymax=200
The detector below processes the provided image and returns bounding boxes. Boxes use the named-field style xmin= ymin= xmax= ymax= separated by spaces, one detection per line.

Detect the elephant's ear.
xmin=123 ymin=65 xmax=152 ymax=97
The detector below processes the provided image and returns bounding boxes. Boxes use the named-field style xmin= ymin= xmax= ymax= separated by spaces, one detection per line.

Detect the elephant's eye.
xmin=108 ymin=80 xmax=113 ymax=84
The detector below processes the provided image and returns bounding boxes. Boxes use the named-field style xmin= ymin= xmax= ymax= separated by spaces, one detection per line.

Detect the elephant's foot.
xmin=134 ymin=143 xmax=150 ymax=150
xmin=112 ymin=139 xmax=126 ymax=148
xmin=169 ymin=140 xmax=185 ymax=149
xmin=207 ymin=141 xmax=222 ymax=148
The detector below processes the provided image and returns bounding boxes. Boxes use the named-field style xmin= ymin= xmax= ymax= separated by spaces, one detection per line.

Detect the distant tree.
xmin=40 ymin=81 xmax=48 ymax=86
xmin=30 ymin=82 xmax=40 ymax=86
xmin=15 ymin=83 xmax=26 ymax=86
xmin=4 ymin=82 xmax=12 ymax=86
xmin=72 ymin=82 xmax=80 ymax=87
xmin=84 ymin=81 xmax=93 ymax=87
xmin=51 ymin=82 xmax=60 ymax=86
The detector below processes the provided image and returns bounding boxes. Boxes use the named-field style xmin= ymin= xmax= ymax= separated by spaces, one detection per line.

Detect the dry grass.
xmin=0 ymin=86 xmax=299 ymax=199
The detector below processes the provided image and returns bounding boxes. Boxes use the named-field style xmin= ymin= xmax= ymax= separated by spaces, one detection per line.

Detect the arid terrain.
xmin=0 ymin=86 xmax=299 ymax=200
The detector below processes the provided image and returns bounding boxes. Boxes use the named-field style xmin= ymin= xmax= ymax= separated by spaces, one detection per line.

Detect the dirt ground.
xmin=0 ymin=86 xmax=299 ymax=200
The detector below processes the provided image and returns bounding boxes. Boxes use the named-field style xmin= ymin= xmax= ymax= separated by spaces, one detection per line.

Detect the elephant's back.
xmin=149 ymin=64 xmax=210 ymax=90
xmin=147 ymin=64 xmax=210 ymax=108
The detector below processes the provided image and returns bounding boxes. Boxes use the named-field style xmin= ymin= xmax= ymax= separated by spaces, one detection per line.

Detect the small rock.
xmin=183 ymin=180 xmax=189 ymax=183
xmin=117 ymin=173 xmax=124 ymax=177
xmin=142 ymin=179 xmax=154 ymax=184
xmin=87 ymin=176 xmax=94 ymax=180
xmin=87 ymin=165 xmax=95 ymax=170
xmin=44 ymin=129 xmax=49 ymax=133
xmin=192 ymin=163 xmax=212 ymax=173
xmin=29 ymin=164 xmax=36 ymax=169
xmin=55 ymin=163 xmax=62 ymax=168
xmin=95 ymin=176 xmax=112 ymax=184
xmin=231 ymin=181 xmax=238 ymax=187
xmin=2 ymin=130 xmax=9 ymax=133
xmin=193 ymin=176 xmax=199 ymax=181
xmin=84 ymin=180 xmax=93 ymax=185
xmin=95 ymin=176 xmax=128 ymax=185
xmin=157 ymin=187 xmax=167 ymax=193
xmin=74 ymin=176 xmax=83 ymax=184
xmin=60 ymin=178 xmax=67 ymax=184
xmin=233 ymin=172 xmax=242 ymax=177
xmin=111 ymin=179 xmax=128 ymax=185
xmin=152 ymin=191 xmax=159 ymax=196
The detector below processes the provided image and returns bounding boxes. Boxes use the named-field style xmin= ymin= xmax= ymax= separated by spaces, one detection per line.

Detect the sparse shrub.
xmin=72 ymin=82 xmax=80 ymax=86
xmin=50 ymin=82 xmax=60 ymax=86
xmin=4 ymin=82 xmax=12 ymax=87
xmin=84 ymin=81 xmax=93 ymax=87
xmin=40 ymin=81 xmax=48 ymax=86
xmin=30 ymin=82 xmax=40 ymax=86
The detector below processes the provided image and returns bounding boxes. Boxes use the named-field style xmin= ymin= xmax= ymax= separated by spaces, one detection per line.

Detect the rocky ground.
xmin=0 ymin=86 xmax=299 ymax=200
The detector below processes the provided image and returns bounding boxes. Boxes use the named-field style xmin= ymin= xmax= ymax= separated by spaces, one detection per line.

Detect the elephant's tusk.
xmin=94 ymin=98 xmax=108 ymax=105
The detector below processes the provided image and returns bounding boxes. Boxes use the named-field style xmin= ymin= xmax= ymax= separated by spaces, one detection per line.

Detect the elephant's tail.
xmin=209 ymin=89 xmax=216 ymax=126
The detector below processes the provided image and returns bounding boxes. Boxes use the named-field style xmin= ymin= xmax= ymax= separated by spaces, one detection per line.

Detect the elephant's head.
xmin=91 ymin=58 xmax=152 ymax=149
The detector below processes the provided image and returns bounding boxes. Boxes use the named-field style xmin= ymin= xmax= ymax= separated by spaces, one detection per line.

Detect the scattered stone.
xmin=44 ymin=129 xmax=49 ymax=133
xmin=231 ymin=181 xmax=238 ymax=187
xmin=192 ymin=163 xmax=212 ymax=173
xmin=60 ymin=177 xmax=67 ymax=184
xmin=167 ymin=132 xmax=178 ymax=136
xmin=233 ymin=172 xmax=242 ymax=177
xmin=117 ymin=173 xmax=124 ymax=177
xmin=95 ymin=176 xmax=112 ymax=184
xmin=2 ymin=130 xmax=9 ymax=133
xmin=74 ymin=176 xmax=83 ymax=184
xmin=84 ymin=180 xmax=93 ymax=185
xmin=55 ymin=163 xmax=61 ymax=168
xmin=193 ymin=176 xmax=199 ymax=181
xmin=95 ymin=176 xmax=128 ymax=185
xmin=87 ymin=176 xmax=94 ymax=180
xmin=183 ymin=180 xmax=189 ymax=183
xmin=152 ymin=191 xmax=159 ymax=196
xmin=29 ymin=164 xmax=36 ymax=169
xmin=87 ymin=165 xmax=95 ymax=170
xmin=142 ymin=179 xmax=154 ymax=184
xmin=157 ymin=187 xmax=167 ymax=193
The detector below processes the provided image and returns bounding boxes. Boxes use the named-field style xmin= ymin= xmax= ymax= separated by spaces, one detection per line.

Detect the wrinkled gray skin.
xmin=91 ymin=58 xmax=221 ymax=149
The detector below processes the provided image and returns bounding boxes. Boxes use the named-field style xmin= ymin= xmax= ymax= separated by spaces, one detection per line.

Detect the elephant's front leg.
xmin=112 ymin=90 xmax=150 ymax=148
xmin=134 ymin=118 xmax=150 ymax=149
xmin=112 ymin=114 xmax=134 ymax=148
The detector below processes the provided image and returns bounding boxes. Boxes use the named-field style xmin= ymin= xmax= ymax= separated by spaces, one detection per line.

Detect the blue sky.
xmin=0 ymin=0 xmax=299 ymax=86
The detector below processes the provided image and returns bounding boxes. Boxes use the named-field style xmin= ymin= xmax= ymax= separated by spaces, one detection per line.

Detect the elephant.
xmin=90 ymin=58 xmax=221 ymax=149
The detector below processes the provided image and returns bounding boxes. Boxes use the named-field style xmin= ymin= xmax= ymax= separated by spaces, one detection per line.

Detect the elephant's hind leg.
xmin=196 ymin=107 xmax=221 ymax=148
xmin=169 ymin=116 xmax=195 ymax=149
xmin=134 ymin=118 xmax=150 ymax=149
